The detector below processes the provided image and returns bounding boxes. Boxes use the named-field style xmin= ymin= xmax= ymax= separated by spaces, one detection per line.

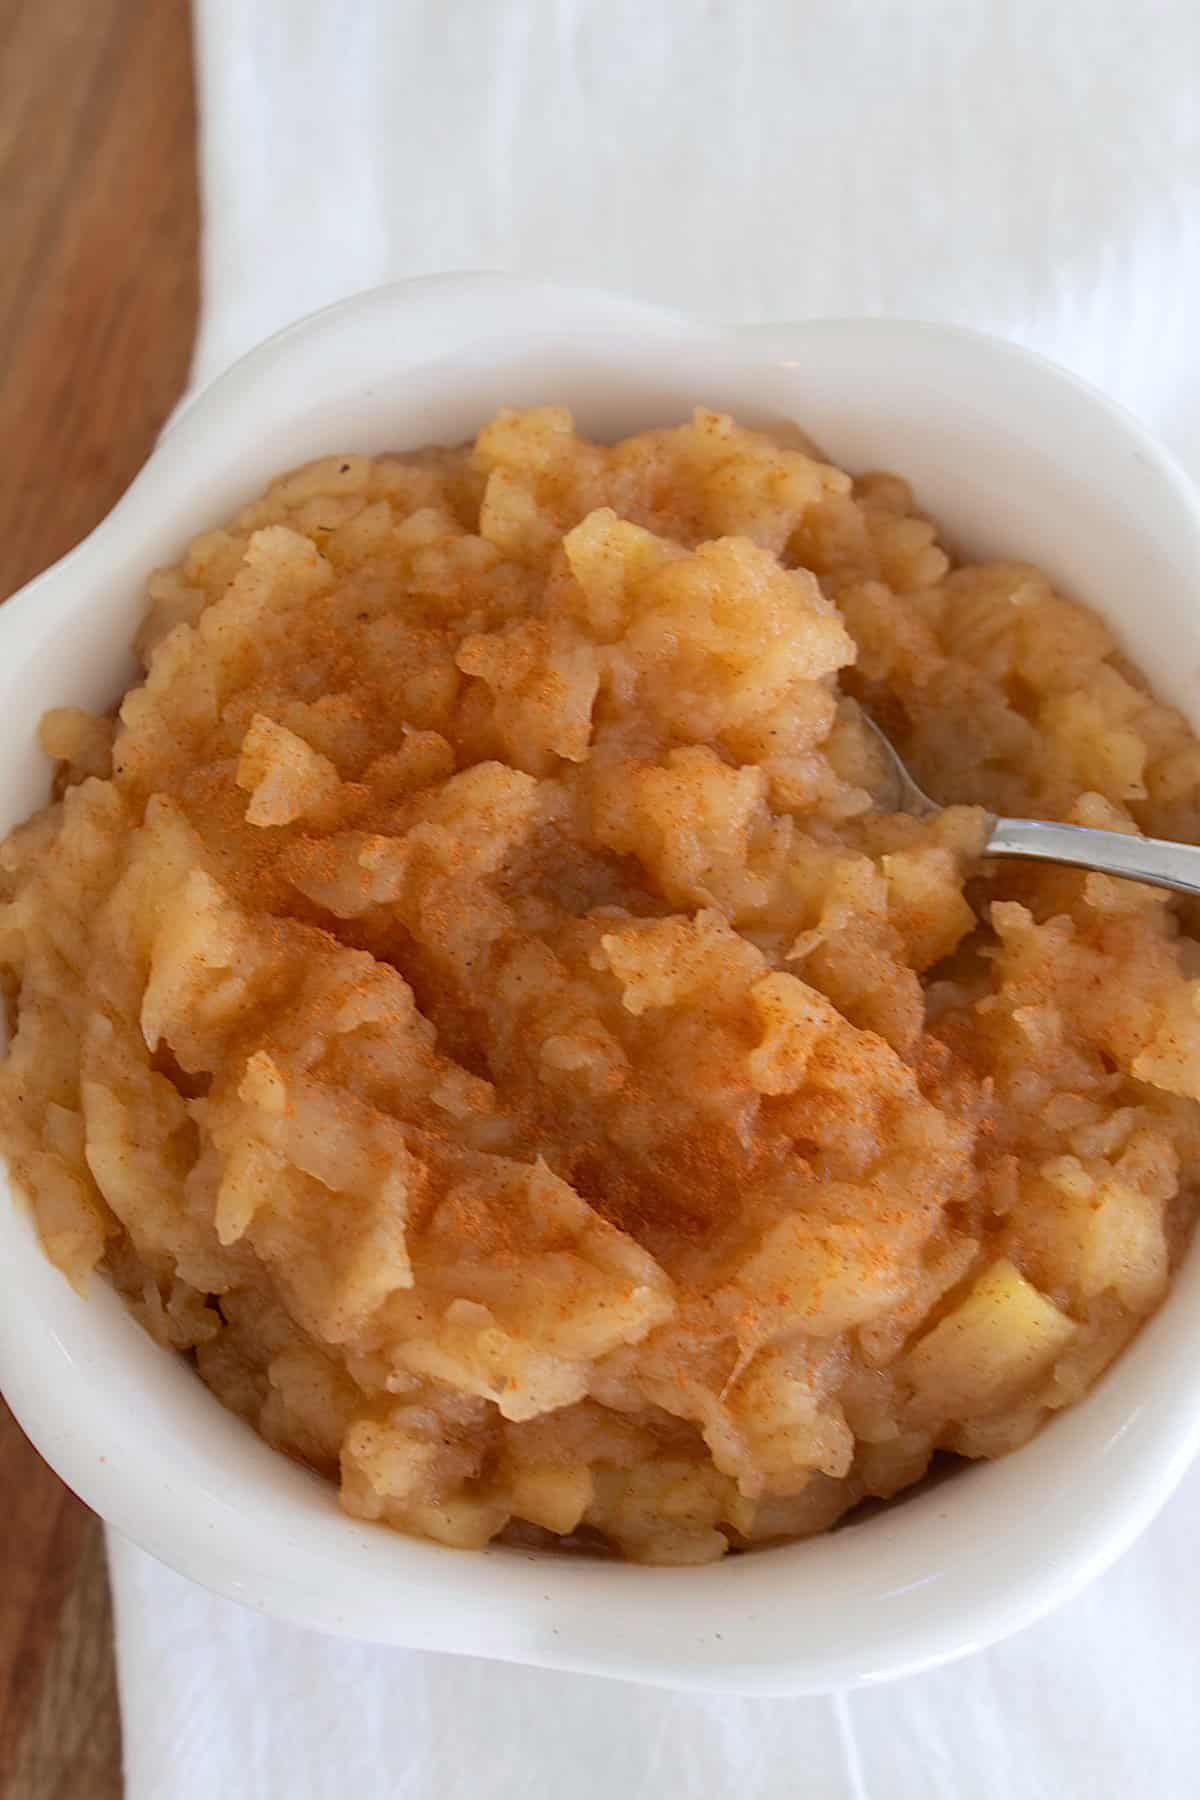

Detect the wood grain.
xmin=0 ymin=0 xmax=199 ymax=1793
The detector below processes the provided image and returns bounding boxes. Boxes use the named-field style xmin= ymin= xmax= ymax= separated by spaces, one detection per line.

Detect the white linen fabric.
xmin=110 ymin=1 xmax=1200 ymax=1793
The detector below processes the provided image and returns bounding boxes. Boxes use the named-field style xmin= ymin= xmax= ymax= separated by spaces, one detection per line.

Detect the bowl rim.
xmin=3 ymin=271 xmax=1200 ymax=1694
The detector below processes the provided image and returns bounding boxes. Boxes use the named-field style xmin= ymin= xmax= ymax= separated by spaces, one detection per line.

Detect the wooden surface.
xmin=0 ymin=1 xmax=199 ymax=1794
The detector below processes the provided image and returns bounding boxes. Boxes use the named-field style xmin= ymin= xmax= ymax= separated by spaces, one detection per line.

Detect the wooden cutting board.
xmin=0 ymin=0 xmax=199 ymax=1792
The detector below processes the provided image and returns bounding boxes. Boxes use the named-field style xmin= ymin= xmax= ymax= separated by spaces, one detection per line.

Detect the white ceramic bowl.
xmin=3 ymin=274 xmax=1200 ymax=1695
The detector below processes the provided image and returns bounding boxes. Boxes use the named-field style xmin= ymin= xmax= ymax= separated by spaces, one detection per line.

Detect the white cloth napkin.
xmin=110 ymin=1 xmax=1200 ymax=1793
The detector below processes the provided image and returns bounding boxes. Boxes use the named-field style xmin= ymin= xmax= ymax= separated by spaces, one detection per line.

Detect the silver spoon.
xmin=860 ymin=711 xmax=1200 ymax=898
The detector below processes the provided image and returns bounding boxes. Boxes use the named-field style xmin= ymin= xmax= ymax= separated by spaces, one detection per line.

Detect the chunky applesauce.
xmin=2 ymin=407 xmax=1198 ymax=1562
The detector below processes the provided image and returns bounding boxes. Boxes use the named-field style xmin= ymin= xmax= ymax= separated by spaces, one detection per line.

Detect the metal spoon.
xmin=860 ymin=710 xmax=1200 ymax=898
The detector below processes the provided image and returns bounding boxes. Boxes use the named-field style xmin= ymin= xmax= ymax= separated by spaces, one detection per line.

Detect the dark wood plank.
xmin=0 ymin=1407 xmax=97 ymax=1790
xmin=0 ymin=0 xmax=200 ymax=600
xmin=6 ymin=1524 xmax=122 ymax=1800
xmin=0 ymin=0 xmax=200 ymax=1792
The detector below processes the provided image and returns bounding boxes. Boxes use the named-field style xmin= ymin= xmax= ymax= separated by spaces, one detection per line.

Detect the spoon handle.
xmin=987 ymin=817 xmax=1200 ymax=898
